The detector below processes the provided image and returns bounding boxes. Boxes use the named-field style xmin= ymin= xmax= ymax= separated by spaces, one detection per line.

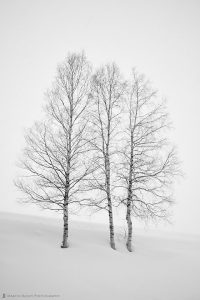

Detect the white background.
xmin=0 ymin=0 xmax=200 ymax=234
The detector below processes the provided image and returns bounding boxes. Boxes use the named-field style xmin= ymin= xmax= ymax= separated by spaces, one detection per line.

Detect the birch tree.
xmin=86 ymin=64 xmax=126 ymax=250
xmin=15 ymin=52 xmax=92 ymax=248
xmin=118 ymin=70 xmax=180 ymax=252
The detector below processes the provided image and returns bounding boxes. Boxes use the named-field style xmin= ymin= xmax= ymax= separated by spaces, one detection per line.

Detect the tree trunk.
xmin=126 ymin=203 xmax=133 ymax=252
xmin=126 ymin=129 xmax=133 ymax=252
xmin=61 ymin=206 xmax=69 ymax=248
xmin=106 ymin=152 xmax=116 ymax=250
xmin=61 ymin=101 xmax=72 ymax=249
xmin=108 ymin=199 xmax=116 ymax=250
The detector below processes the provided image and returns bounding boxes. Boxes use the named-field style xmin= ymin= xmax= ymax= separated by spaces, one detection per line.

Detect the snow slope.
xmin=1 ymin=212 xmax=200 ymax=300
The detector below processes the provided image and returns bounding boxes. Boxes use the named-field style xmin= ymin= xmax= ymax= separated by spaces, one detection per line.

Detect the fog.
xmin=0 ymin=0 xmax=200 ymax=234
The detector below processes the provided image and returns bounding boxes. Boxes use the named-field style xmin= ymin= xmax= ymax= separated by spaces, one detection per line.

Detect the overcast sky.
xmin=0 ymin=0 xmax=200 ymax=234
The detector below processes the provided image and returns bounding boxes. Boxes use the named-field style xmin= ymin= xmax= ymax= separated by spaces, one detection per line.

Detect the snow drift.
xmin=1 ymin=212 xmax=200 ymax=300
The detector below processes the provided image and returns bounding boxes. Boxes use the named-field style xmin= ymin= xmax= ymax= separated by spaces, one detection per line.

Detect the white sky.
xmin=0 ymin=0 xmax=200 ymax=234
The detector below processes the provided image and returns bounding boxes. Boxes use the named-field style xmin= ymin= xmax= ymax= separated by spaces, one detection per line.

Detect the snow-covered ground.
xmin=1 ymin=212 xmax=200 ymax=300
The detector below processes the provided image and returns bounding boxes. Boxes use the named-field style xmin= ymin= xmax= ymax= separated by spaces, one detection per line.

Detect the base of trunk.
xmin=110 ymin=240 xmax=116 ymax=250
xmin=126 ymin=242 xmax=133 ymax=252
xmin=61 ymin=241 xmax=69 ymax=248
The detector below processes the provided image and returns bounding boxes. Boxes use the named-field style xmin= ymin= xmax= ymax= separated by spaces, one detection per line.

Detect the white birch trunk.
xmin=61 ymin=205 xmax=69 ymax=248
xmin=106 ymin=150 xmax=116 ymax=250
xmin=108 ymin=195 xmax=116 ymax=249
xmin=126 ymin=203 xmax=133 ymax=252
xmin=126 ymin=130 xmax=134 ymax=252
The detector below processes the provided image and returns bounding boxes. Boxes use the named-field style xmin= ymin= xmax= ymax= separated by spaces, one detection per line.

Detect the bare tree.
xmin=85 ymin=64 xmax=126 ymax=250
xmin=15 ymin=52 xmax=92 ymax=248
xmin=118 ymin=70 xmax=180 ymax=252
